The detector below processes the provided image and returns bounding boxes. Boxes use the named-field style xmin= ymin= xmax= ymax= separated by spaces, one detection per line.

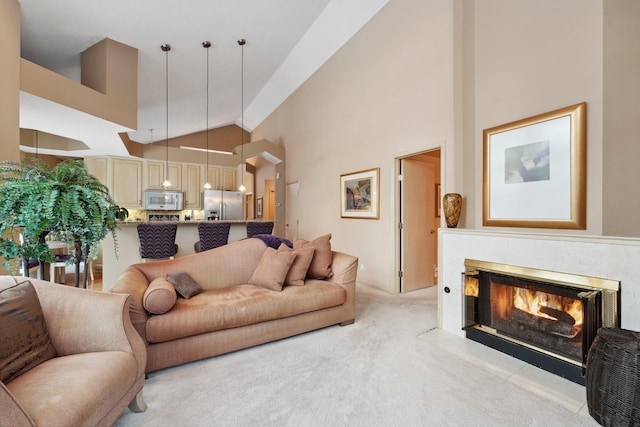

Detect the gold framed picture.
xmin=340 ymin=168 xmax=380 ymax=219
xmin=483 ymin=102 xmax=586 ymax=229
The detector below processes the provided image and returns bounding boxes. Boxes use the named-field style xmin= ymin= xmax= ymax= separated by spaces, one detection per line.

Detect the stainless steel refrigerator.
xmin=203 ymin=190 xmax=243 ymax=220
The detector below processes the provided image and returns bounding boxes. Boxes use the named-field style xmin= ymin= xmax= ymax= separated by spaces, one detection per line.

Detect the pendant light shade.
xmin=203 ymin=41 xmax=212 ymax=190
xmin=161 ymin=43 xmax=172 ymax=188
xmin=238 ymin=38 xmax=246 ymax=193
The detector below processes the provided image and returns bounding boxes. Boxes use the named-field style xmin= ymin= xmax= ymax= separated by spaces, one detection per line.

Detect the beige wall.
xmin=0 ymin=0 xmax=20 ymax=162
xmin=252 ymin=0 xmax=640 ymax=292
xmin=469 ymin=0 xmax=604 ymax=235
xmin=602 ymin=0 xmax=640 ymax=236
xmin=253 ymin=0 xmax=455 ymax=292
xmin=20 ymin=38 xmax=138 ymax=130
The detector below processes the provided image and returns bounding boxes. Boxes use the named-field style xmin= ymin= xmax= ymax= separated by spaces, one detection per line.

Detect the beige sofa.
xmin=110 ymin=237 xmax=358 ymax=373
xmin=0 ymin=277 xmax=146 ymax=427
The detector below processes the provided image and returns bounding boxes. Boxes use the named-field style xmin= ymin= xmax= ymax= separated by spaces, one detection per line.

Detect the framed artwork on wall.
xmin=483 ymin=102 xmax=586 ymax=229
xmin=340 ymin=168 xmax=380 ymax=219
xmin=256 ymin=197 xmax=263 ymax=219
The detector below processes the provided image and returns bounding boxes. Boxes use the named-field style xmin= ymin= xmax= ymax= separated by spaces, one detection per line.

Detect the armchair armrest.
xmin=109 ymin=266 xmax=151 ymax=343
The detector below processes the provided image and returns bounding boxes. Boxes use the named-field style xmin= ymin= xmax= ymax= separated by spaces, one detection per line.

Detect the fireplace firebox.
xmin=463 ymin=259 xmax=620 ymax=385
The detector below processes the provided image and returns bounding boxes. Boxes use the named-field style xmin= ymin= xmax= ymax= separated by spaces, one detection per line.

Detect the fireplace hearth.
xmin=463 ymin=259 xmax=620 ymax=385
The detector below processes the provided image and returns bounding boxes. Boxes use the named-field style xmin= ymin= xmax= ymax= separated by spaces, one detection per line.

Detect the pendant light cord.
xmin=239 ymin=39 xmax=246 ymax=190
xmin=161 ymin=43 xmax=171 ymax=187
xmin=165 ymin=46 xmax=169 ymax=183
xmin=206 ymin=44 xmax=210 ymax=183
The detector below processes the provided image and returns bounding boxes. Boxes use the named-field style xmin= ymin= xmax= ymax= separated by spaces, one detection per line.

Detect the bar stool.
xmin=137 ymin=223 xmax=178 ymax=262
xmin=194 ymin=222 xmax=231 ymax=252
xmin=246 ymin=221 xmax=274 ymax=238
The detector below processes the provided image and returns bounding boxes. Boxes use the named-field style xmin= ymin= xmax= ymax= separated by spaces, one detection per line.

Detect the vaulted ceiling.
xmin=18 ymin=0 xmax=389 ymax=157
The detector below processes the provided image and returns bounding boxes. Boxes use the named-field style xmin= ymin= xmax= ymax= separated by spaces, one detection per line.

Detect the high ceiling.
xmin=18 ymin=0 xmax=389 ymax=157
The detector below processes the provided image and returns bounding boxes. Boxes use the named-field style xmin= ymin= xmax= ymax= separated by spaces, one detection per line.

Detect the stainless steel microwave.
xmin=143 ymin=190 xmax=184 ymax=211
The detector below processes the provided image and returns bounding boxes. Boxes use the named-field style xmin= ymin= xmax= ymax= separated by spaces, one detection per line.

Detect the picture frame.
xmin=436 ymin=183 xmax=441 ymax=217
xmin=483 ymin=102 xmax=586 ymax=229
xmin=340 ymin=168 xmax=380 ymax=219
xmin=256 ymin=197 xmax=263 ymax=219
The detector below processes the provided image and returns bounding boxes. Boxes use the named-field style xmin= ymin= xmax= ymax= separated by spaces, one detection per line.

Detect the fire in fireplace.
xmin=463 ymin=259 xmax=620 ymax=385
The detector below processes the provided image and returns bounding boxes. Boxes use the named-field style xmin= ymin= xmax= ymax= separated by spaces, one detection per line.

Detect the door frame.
xmin=395 ymin=146 xmax=444 ymax=293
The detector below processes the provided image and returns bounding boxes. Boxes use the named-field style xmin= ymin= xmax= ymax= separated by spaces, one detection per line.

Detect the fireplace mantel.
xmin=439 ymin=229 xmax=640 ymax=337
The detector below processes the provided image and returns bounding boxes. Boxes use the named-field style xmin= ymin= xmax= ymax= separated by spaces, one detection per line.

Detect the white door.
xmin=286 ymin=182 xmax=299 ymax=241
xmin=401 ymin=158 xmax=437 ymax=292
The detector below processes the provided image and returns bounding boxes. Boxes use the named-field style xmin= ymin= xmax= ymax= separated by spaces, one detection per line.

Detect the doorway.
xmin=397 ymin=149 xmax=441 ymax=293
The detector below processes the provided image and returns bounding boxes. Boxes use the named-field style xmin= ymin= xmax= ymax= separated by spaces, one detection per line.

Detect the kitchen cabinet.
xmin=183 ymin=163 xmax=202 ymax=209
xmin=85 ymin=156 xmax=143 ymax=209
xmin=204 ymin=166 xmax=221 ymax=190
xmin=112 ymin=158 xmax=143 ymax=208
xmin=220 ymin=167 xmax=237 ymax=191
xmin=144 ymin=160 xmax=182 ymax=190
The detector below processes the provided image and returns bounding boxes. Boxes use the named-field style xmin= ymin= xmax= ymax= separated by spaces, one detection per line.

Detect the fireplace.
xmin=463 ymin=259 xmax=620 ymax=385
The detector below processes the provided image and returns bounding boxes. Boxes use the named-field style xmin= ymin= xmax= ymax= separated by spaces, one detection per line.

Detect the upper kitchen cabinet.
xmin=183 ymin=163 xmax=202 ymax=209
xmin=220 ymin=167 xmax=236 ymax=191
xmin=144 ymin=160 xmax=182 ymax=190
xmin=85 ymin=156 xmax=143 ymax=209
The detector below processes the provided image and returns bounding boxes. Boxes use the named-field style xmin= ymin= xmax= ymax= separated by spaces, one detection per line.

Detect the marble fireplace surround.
xmin=439 ymin=229 xmax=640 ymax=337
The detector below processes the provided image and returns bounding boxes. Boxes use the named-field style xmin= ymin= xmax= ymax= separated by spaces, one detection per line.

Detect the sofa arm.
xmin=328 ymin=251 xmax=358 ymax=322
xmin=109 ymin=266 xmax=151 ymax=343
xmin=30 ymin=279 xmax=146 ymax=379
xmin=328 ymin=251 xmax=358 ymax=288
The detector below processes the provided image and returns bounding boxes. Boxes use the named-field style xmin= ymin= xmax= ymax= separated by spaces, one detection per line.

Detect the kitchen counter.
xmin=100 ymin=220 xmax=272 ymax=290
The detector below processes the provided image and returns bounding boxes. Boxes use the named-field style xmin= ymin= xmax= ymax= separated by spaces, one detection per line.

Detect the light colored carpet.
xmin=114 ymin=285 xmax=599 ymax=427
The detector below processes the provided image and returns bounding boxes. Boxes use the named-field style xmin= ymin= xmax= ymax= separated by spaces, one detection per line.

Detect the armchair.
xmin=0 ymin=277 xmax=146 ymax=427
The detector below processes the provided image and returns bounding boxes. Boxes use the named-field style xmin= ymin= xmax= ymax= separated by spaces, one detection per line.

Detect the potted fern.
xmin=0 ymin=158 xmax=120 ymax=287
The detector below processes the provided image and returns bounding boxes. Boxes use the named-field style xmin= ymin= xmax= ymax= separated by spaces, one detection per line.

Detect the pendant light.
xmin=161 ymin=43 xmax=172 ymax=188
xmin=203 ymin=41 xmax=212 ymax=190
xmin=238 ymin=38 xmax=246 ymax=193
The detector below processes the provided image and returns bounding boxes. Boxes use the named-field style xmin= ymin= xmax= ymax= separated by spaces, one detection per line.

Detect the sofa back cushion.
xmin=133 ymin=238 xmax=267 ymax=291
xmin=0 ymin=280 xmax=56 ymax=383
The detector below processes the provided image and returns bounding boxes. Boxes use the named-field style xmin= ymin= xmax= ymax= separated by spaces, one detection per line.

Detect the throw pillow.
xmin=0 ymin=280 xmax=56 ymax=383
xmin=293 ymin=234 xmax=334 ymax=279
xmin=277 ymin=243 xmax=314 ymax=286
xmin=248 ymin=247 xmax=297 ymax=291
xmin=166 ymin=272 xmax=203 ymax=299
xmin=143 ymin=277 xmax=178 ymax=314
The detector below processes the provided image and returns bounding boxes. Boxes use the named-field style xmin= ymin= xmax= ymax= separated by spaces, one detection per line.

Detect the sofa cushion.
xmin=293 ymin=234 xmax=334 ymax=279
xmin=143 ymin=277 xmax=177 ymax=314
xmin=277 ymin=243 xmax=314 ymax=286
xmin=5 ymin=351 xmax=137 ymax=427
xmin=145 ymin=281 xmax=347 ymax=343
xmin=167 ymin=272 xmax=203 ymax=299
xmin=248 ymin=247 xmax=297 ymax=291
xmin=0 ymin=280 xmax=56 ymax=384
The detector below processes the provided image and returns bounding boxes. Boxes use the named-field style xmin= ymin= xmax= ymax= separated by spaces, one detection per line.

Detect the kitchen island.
xmin=100 ymin=220 xmax=264 ymax=290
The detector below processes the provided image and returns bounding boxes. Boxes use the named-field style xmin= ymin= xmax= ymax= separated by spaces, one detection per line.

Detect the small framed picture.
xmin=340 ymin=168 xmax=380 ymax=219
xmin=256 ymin=197 xmax=263 ymax=219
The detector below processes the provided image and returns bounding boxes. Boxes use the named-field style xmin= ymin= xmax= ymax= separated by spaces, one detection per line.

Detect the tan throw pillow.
xmin=143 ymin=277 xmax=178 ymax=314
xmin=277 ymin=243 xmax=314 ymax=286
xmin=167 ymin=272 xmax=203 ymax=299
xmin=0 ymin=280 xmax=56 ymax=383
xmin=248 ymin=247 xmax=297 ymax=291
xmin=293 ymin=234 xmax=334 ymax=279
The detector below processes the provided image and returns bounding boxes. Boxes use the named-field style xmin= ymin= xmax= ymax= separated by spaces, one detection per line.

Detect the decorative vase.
xmin=443 ymin=193 xmax=462 ymax=228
